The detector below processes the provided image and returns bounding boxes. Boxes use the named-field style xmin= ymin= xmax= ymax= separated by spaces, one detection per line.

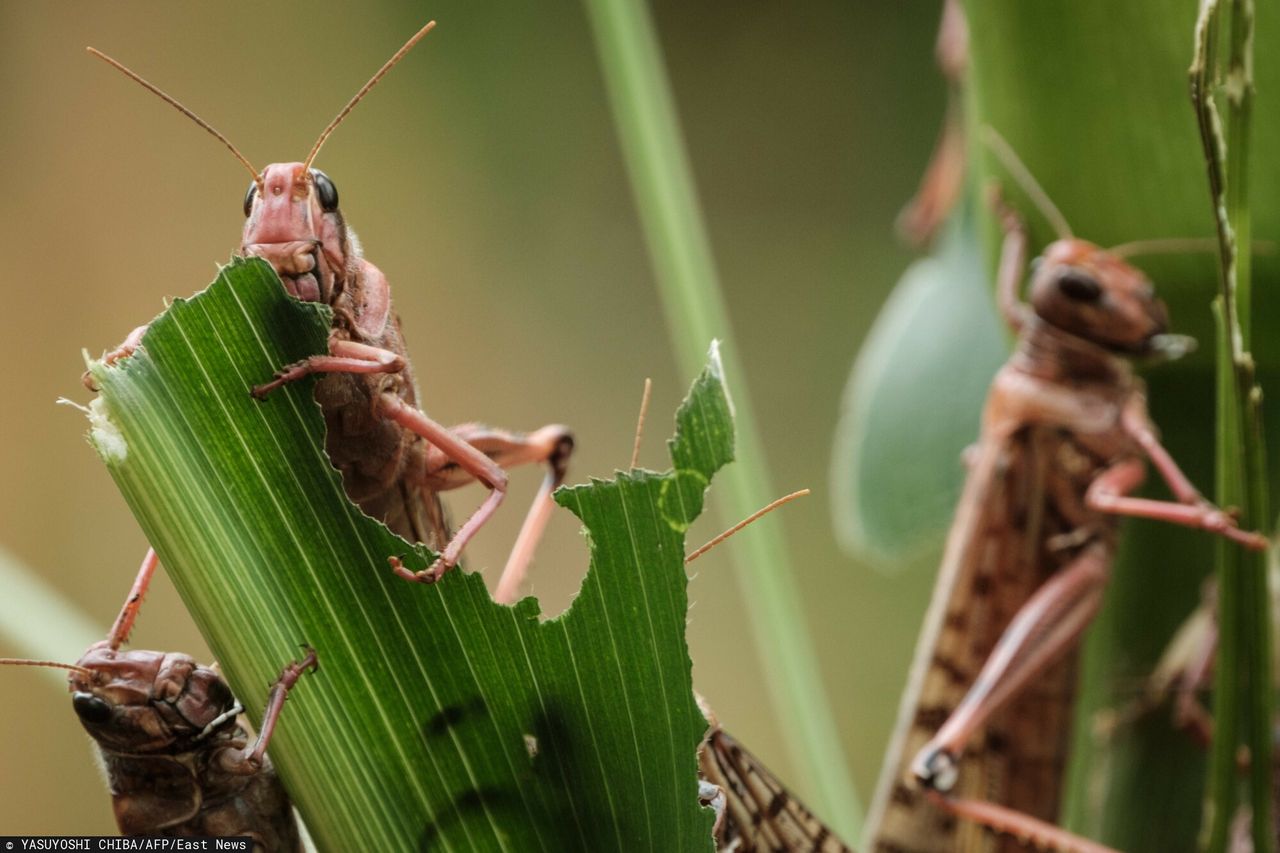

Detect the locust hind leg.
xmin=911 ymin=544 xmax=1111 ymax=846
xmin=922 ymin=791 xmax=1120 ymax=853
xmin=390 ymin=422 xmax=575 ymax=602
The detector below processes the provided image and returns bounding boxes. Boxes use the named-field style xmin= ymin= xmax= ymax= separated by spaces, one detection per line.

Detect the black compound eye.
xmin=72 ymin=692 xmax=112 ymax=724
xmin=243 ymin=181 xmax=258 ymax=217
xmin=1057 ymin=269 xmax=1102 ymax=302
xmin=310 ymin=169 xmax=339 ymax=212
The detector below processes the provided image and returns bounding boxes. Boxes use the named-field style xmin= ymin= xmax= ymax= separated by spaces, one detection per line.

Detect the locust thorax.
xmin=1028 ymin=239 xmax=1169 ymax=356
xmin=241 ymin=162 xmax=351 ymax=305
xmin=68 ymin=644 xmax=239 ymax=754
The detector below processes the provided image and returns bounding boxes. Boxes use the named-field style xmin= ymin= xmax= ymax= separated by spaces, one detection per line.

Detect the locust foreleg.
xmin=214 ymin=647 xmax=319 ymax=776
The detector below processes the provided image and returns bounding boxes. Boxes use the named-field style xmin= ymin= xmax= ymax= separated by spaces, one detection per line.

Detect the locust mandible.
xmin=87 ymin=22 xmax=573 ymax=601
xmin=1 ymin=551 xmax=317 ymax=849
xmin=864 ymin=128 xmax=1270 ymax=853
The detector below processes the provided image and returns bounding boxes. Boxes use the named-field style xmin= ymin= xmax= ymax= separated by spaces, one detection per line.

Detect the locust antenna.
xmin=981 ymin=125 xmax=1073 ymax=240
xmin=1108 ymin=237 xmax=1278 ymax=258
xmin=630 ymin=378 xmax=653 ymax=470
xmin=87 ymin=48 xmax=260 ymax=183
xmin=685 ymin=489 xmax=810 ymax=564
xmin=304 ymin=21 xmax=438 ymax=172
xmin=0 ymin=659 xmax=94 ymax=678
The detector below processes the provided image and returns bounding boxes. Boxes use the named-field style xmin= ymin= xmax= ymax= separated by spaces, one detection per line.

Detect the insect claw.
xmin=911 ymin=745 xmax=959 ymax=792
xmin=296 ymin=645 xmax=320 ymax=674
xmin=250 ymin=378 xmax=281 ymax=400
xmin=388 ymin=555 xmax=450 ymax=584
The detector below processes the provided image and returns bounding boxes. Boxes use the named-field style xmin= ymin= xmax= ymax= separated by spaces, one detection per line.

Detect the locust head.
xmin=241 ymin=163 xmax=349 ymax=304
xmin=1029 ymin=240 xmax=1169 ymax=356
xmin=87 ymin=21 xmax=435 ymax=307
xmin=67 ymin=644 xmax=240 ymax=754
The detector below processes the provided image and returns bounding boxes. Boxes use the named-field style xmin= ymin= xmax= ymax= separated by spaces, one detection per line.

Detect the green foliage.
xmin=86 ymin=258 xmax=734 ymax=851
xmin=830 ymin=209 xmax=1006 ymax=567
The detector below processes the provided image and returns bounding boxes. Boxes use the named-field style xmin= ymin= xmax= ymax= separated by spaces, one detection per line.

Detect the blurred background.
xmin=0 ymin=1 xmax=944 ymax=835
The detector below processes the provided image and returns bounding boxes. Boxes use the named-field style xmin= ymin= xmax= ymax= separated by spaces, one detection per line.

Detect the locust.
xmin=697 ymin=697 xmax=854 ymax=853
xmin=863 ymin=129 xmax=1270 ymax=853
xmin=86 ymin=22 xmax=573 ymax=602
xmin=1 ymin=550 xmax=317 ymax=849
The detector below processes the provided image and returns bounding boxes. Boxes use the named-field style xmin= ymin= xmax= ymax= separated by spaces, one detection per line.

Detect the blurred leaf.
xmin=85 ymin=258 xmax=731 ymax=851
xmin=830 ymin=211 xmax=1005 ymax=568
xmin=0 ymin=546 xmax=103 ymax=685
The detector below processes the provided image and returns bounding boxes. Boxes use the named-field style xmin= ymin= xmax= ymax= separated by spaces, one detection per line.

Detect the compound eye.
xmin=1057 ymin=269 xmax=1102 ymax=302
xmin=310 ymin=169 xmax=339 ymax=212
xmin=243 ymin=181 xmax=258 ymax=217
xmin=72 ymin=692 xmax=112 ymax=724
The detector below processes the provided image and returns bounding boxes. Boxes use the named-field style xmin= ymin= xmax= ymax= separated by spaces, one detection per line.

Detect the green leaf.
xmin=85 ymin=257 xmax=728 ymax=852
xmin=830 ymin=210 xmax=1006 ymax=567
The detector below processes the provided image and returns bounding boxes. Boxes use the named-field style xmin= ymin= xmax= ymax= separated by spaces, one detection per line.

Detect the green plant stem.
xmin=0 ymin=546 xmax=102 ymax=683
xmin=581 ymin=0 xmax=862 ymax=837
xmin=1190 ymin=1 xmax=1273 ymax=850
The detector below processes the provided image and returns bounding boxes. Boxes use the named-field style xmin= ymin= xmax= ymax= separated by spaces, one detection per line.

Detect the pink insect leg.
xmin=254 ymin=338 xmax=574 ymax=590
xmin=1085 ymin=458 xmax=1268 ymax=550
xmin=250 ymin=339 xmax=403 ymax=399
xmin=417 ymin=424 xmax=574 ymax=603
xmin=923 ymin=791 xmax=1120 ymax=853
xmin=216 ymin=646 xmax=319 ymax=775
xmin=913 ymin=543 xmax=1110 ymax=790
xmin=107 ymin=548 xmax=160 ymax=650
xmin=992 ymin=187 xmax=1030 ymax=334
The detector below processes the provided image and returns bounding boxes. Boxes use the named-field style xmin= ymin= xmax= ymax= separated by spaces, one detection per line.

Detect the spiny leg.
xmin=107 ymin=548 xmax=161 ymax=650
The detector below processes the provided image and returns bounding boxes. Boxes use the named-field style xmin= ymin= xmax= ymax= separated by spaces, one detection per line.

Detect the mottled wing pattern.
xmin=699 ymin=725 xmax=854 ymax=852
xmin=866 ymin=426 xmax=1088 ymax=853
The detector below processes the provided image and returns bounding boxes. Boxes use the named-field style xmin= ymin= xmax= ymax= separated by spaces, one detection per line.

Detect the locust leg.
xmin=922 ymin=791 xmax=1120 ymax=853
xmin=1085 ymin=457 xmax=1268 ymax=550
xmin=249 ymin=338 xmax=403 ymax=399
xmin=83 ymin=324 xmax=150 ymax=391
xmin=913 ymin=542 xmax=1111 ymax=792
xmin=992 ymin=187 xmax=1030 ymax=334
xmin=215 ymin=647 xmax=319 ymax=776
xmin=106 ymin=548 xmax=161 ymax=650
xmin=389 ymin=422 xmax=575 ymax=599
xmin=252 ymin=338 xmax=574 ymax=587
xmin=1117 ymin=402 xmax=1271 ymax=549
xmin=896 ymin=0 xmax=967 ymax=246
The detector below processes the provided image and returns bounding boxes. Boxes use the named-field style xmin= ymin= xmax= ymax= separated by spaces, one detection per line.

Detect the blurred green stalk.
xmin=1190 ymin=0 xmax=1274 ymax=849
xmin=0 ymin=545 xmax=103 ymax=684
xmin=582 ymin=0 xmax=863 ymax=837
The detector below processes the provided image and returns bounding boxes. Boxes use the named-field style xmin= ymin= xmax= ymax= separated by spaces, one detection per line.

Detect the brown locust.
xmin=864 ymin=129 xmax=1269 ymax=853
xmin=87 ymin=22 xmax=573 ymax=603
xmin=1 ymin=550 xmax=317 ymax=849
